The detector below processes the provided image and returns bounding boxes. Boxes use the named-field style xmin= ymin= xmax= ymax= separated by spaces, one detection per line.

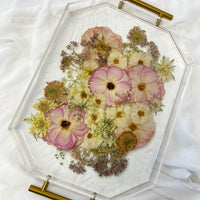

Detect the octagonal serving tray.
xmin=9 ymin=0 xmax=193 ymax=199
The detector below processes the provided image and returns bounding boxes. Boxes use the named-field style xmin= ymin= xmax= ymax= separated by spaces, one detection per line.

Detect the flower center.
xmin=117 ymin=131 xmax=137 ymax=152
xmin=138 ymin=60 xmax=143 ymax=65
xmin=39 ymin=103 xmax=49 ymax=113
xmin=113 ymin=58 xmax=119 ymax=64
xmin=81 ymin=91 xmax=87 ymax=98
xmin=95 ymin=99 xmax=101 ymax=105
xmin=107 ymin=82 xmax=115 ymax=90
xmin=48 ymin=88 xmax=58 ymax=98
xmin=61 ymin=120 xmax=71 ymax=129
xmin=36 ymin=120 xmax=45 ymax=129
xmin=160 ymin=65 xmax=170 ymax=76
xmin=138 ymin=82 xmax=146 ymax=91
xmin=88 ymin=70 xmax=93 ymax=75
xmin=124 ymin=138 xmax=132 ymax=147
xmin=87 ymin=133 xmax=92 ymax=139
xmin=91 ymin=114 xmax=97 ymax=121
xmin=128 ymin=122 xmax=138 ymax=131
xmin=137 ymin=110 xmax=145 ymax=117
xmin=116 ymin=111 xmax=122 ymax=118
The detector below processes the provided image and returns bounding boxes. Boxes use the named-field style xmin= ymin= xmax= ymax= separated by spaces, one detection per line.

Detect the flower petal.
xmin=141 ymin=67 xmax=157 ymax=83
xmin=93 ymin=67 xmax=107 ymax=80
xmin=55 ymin=132 xmax=78 ymax=150
xmin=71 ymin=124 xmax=89 ymax=136
xmin=44 ymin=128 xmax=60 ymax=144
xmin=46 ymin=107 xmax=63 ymax=125
xmin=89 ymin=77 xmax=106 ymax=94
xmin=134 ymin=120 xmax=155 ymax=149
xmin=107 ymin=66 xmax=124 ymax=81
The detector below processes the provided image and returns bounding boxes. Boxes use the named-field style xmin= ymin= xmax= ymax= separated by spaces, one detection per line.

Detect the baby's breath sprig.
xmin=93 ymin=118 xmax=117 ymax=147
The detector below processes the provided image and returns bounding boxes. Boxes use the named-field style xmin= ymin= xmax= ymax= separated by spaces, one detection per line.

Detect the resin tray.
xmin=9 ymin=0 xmax=193 ymax=199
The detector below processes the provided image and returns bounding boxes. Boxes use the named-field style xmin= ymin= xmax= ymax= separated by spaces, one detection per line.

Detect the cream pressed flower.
xmin=87 ymin=93 xmax=107 ymax=109
xmin=131 ymin=102 xmax=152 ymax=124
xmin=69 ymin=80 xmax=91 ymax=108
xmin=106 ymin=104 xmax=132 ymax=135
xmin=126 ymin=118 xmax=155 ymax=149
xmin=72 ymin=88 xmax=91 ymax=106
xmin=82 ymin=60 xmax=99 ymax=73
xmin=127 ymin=51 xmax=152 ymax=67
xmin=85 ymin=108 xmax=105 ymax=129
xmin=107 ymin=50 xmax=127 ymax=69
xmin=154 ymin=56 xmax=175 ymax=82
xmin=80 ymin=132 xmax=103 ymax=149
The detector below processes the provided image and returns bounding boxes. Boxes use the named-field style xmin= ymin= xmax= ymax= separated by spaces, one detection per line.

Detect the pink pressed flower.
xmin=114 ymin=117 xmax=155 ymax=149
xmin=44 ymin=104 xmax=89 ymax=150
xmin=81 ymin=26 xmax=122 ymax=50
xmin=89 ymin=66 xmax=131 ymax=106
xmin=128 ymin=65 xmax=165 ymax=104
xmin=127 ymin=119 xmax=155 ymax=149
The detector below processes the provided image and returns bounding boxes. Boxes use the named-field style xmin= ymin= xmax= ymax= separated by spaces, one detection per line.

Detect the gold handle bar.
xmin=119 ymin=0 xmax=173 ymax=20
xmin=29 ymin=178 xmax=96 ymax=200
xmin=29 ymin=181 xmax=71 ymax=200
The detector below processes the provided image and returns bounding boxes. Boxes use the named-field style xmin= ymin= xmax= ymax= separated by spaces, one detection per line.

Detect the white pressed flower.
xmin=82 ymin=60 xmax=99 ymax=73
xmin=127 ymin=51 xmax=152 ymax=67
xmin=107 ymin=50 xmax=127 ymax=69
xmin=149 ymin=98 xmax=163 ymax=114
xmin=131 ymin=102 xmax=153 ymax=124
xmin=154 ymin=56 xmax=175 ymax=82
xmin=80 ymin=132 xmax=103 ymax=149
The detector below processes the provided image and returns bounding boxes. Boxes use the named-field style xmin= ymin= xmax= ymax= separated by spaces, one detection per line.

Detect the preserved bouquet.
xmin=25 ymin=26 xmax=175 ymax=176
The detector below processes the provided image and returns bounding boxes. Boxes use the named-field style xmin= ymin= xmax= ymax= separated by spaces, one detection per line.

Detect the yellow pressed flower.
xmin=25 ymin=112 xmax=51 ymax=138
xmin=33 ymin=98 xmax=57 ymax=113
xmin=154 ymin=56 xmax=175 ymax=82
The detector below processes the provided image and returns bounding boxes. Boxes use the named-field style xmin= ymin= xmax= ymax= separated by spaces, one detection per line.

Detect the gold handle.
xmin=118 ymin=0 xmax=173 ymax=21
xmin=29 ymin=176 xmax=96 ymax=200
xmin=29 ymin=181 xmax=71 ymax=200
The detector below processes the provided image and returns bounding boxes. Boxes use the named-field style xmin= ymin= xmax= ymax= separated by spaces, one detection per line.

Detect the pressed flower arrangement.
xmin=25 ymin=26 xmax=176 ymax=177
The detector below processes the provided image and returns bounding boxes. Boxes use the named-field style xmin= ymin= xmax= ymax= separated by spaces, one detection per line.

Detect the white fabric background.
xmin=0 ymin=0 xmax=200 ymax=200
